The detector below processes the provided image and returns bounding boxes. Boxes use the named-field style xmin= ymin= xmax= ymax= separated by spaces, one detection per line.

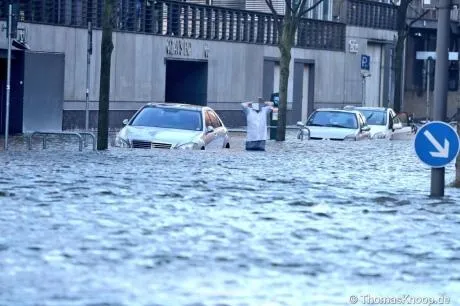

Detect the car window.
xmin=359 ymin=109 xmax=386 ymax=126
xmin=131 ymin=106 xmax=203 ymax=131
xmin=207 ymin=111 xmax=222 ymax=128
xmin=205 ymin=112 xmax=213 ymax=128
xmin=357 ymin=113 xmax=366 ymax=127
xmin=307 ymin=111 xmax=358 ymax=129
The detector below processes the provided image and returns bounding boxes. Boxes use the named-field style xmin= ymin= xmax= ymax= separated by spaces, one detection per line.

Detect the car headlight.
xmin=176 ymin=142 xmax=199 ymax=150
xmin=114 ymin=136 xmax=130 ymax=148
xmin=372 ymin=132 xmax=387 ymax=139
xmin=344 ymin=135 xmax=357 ymax=141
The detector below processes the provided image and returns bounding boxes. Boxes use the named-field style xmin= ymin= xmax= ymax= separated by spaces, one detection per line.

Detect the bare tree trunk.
xmin=393 ymin=33 xmax=405 ymax=113
xmin=276 ymin=19 xmax=294 ymax=141
xmin=97 ymin=0 xmax=114 ymax=150
xmin=393 ymin=0 xmax=410 ymax=113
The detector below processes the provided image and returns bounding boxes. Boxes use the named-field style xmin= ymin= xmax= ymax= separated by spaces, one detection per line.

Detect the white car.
xmin=296 ymin=108 xmax=371 ymax=141
xmin=344 ymin=106 xmax=413 ymax=140
xmin=114 ymin=103 xmax=230 ymax=150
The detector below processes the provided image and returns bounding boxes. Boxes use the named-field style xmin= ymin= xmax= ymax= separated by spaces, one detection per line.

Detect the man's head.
xmin=251 ymin=97 xmax=266 ymax=112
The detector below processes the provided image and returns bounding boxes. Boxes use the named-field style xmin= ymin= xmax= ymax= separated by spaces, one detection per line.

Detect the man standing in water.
xmin=241 ymin=98 xmax=277 ymax=151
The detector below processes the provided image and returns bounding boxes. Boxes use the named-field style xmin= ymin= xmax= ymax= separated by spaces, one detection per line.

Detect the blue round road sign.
xmin=414 ymin=121 xmax=460 ymax=168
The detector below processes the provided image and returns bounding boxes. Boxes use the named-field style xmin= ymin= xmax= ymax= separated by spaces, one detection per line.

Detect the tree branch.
xmin=407 ymin=9 xmax=431 ymax=28
xmin=296 ymin=0 xmax=310 ymax=18
xmin=284 ymin=0 xmax=294 ymax=15
xmin=298 ymin=0 xmax=325 ymax=18
xmin=292 ymin=0 xmax=305 ymax=14
xmin=264 ymin=0 xmax=282 ymax=31
xmin=389 ymin=0 xmax=414 ymax=8
xmin=398 ymin=9 xmax=431 ymax=40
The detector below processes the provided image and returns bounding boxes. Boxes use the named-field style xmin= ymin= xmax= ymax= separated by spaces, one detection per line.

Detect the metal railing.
xmin=27 ymin=131 xmax=96 ymax=151
xmin=0 ymin=0 xmax=345 ymax=51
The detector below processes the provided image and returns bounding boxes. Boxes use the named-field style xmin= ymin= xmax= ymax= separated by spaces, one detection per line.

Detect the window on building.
xmin=448 ymin=61 xmax=459 ymax=91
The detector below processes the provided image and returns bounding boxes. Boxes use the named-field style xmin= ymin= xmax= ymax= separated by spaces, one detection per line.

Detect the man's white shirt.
xmin=242 ymin=104 xmax=273 ymax=142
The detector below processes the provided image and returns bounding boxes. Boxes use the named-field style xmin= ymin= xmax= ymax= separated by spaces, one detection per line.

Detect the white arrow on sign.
xmin=423 ymin=130 xmax=450 ymax=158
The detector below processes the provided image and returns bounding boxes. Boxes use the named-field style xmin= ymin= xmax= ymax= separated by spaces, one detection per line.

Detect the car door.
xmin=211 ymin=110 xmax=229 ymax=148
xmin=205 ymin=110 xmax=225 ymax=149
xmin=389 ymin=109 xmax=410 ymax=139
xmin=357 ymin=113 xmax=370 ymax=140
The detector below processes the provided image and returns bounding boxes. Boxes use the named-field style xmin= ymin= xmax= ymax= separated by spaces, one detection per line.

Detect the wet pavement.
xmin=1 ymin=131 xmax=459 ymax=306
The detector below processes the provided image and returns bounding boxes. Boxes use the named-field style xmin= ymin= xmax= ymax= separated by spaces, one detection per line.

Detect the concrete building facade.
xmin=0 ymin=0 xmax=397 ymax=131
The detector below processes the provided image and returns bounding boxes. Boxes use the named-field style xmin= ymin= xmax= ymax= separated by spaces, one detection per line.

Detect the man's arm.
xmin=241 ymin=101 xmax=252 ymax=109
xmin=263 ymin=101 xmax=276 ymax=113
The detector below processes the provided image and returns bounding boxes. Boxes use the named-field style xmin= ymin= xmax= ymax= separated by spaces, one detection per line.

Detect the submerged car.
xmin=344 ymin=106 xmax=413 ymax=139
xmin=114 ymin=103 xmax=230 ymax=150
xmin=296 ymin=108 xmax=371 ymax=141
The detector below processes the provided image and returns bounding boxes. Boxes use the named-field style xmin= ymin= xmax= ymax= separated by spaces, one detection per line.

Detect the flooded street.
xmin=1 ymin=132 xmax=459 ymax=306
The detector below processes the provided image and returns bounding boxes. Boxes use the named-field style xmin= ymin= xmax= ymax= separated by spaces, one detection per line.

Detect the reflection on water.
xmin=1 ymin=132 xmax=459 ymax=306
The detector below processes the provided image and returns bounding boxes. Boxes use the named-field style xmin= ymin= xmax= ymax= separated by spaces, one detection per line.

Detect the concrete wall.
xmin=344 ymin=26 xmax=396 ymax=107
xmin=0 ymin=22 xmax=397 ymax=129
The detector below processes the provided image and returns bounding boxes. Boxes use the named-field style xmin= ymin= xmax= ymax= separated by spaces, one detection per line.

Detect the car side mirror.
xmin=361 ymin=125 xmax=371 ymax=132
xmin=122 ymin=119 xmax=129 ymax=125
xmin=206 ymin=126 xmax=214 ymax=134
xmin=296 ymin=121 xmax=305 ymax=127
xmin=297 ymin=127 xmax=310 ymax=140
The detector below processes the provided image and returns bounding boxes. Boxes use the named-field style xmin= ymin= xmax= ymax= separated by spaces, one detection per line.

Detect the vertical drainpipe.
xmin=382 ymin=44 xmax=388 ymax=108
xmin=401 ymin=36 xmax=407 ymax=111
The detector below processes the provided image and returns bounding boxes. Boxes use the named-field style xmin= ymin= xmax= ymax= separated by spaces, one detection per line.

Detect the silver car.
xmin=114 ymin=103 xmax=230 ymax=150
xmin=296 ymin=108 xmax=371 ymax=141
xmin=343 ymin=106 xmax=412 ymax=139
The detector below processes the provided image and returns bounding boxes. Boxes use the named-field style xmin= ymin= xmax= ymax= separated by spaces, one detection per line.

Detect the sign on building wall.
xmin=165 ymin=39 xmax=210 ymax=59
xmin=361 ymin=54 xmax=370 ymax=70
xmin=166 ymin=38 xmax=192 ymax=56
xmin=349 ymin=40 xmax=359 ymax=53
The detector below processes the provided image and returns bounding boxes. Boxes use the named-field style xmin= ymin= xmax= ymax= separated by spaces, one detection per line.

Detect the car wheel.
xmin=201 ymin=146 xmax=205 ymax=150
xmin=225 ymin=143 xmax=230 ymax=149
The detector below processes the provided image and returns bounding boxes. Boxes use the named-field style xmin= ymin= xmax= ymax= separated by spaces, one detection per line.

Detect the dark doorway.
xmin=165 ymin=60 xmax=208 ymax=106
xmin=0 ymin=51 xmax=24 ymax=135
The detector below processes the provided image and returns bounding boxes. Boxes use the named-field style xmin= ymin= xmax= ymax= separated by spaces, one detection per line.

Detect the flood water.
xmin=1 ymin=132 xmax=459 ymax=306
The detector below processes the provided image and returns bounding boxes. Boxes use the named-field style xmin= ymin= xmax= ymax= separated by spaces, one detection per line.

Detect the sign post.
xmin=360 ymin=54 xmax=371 ymax=106
xmin=431 ymin=0 xmax=451 ymax=196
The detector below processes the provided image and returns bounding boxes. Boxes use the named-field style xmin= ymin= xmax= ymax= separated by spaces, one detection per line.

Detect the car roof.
xmin=345 ymin=106 xmax=388 ymax=111
xmin=144 ymin=102 xmax=206 ymax=111
xmin=315 ymin=108 xmax=363 ymax=115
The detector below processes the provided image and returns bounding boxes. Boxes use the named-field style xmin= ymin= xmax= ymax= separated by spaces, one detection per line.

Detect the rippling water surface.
xmin=1 ymin=132 xmax=459 ymax=306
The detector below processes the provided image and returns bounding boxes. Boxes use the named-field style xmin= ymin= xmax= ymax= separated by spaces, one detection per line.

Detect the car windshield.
xmin=307 ymin=111 xmax=358 ymax=129
xmin=359 ymin=110 xmax=386 ymax=126
xmin=130 ymin=107 xmax=203 ymax=131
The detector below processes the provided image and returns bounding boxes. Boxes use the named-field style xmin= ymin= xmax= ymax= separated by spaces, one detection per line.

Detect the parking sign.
xmin=361 ymin=54 xmax=370 ymax=70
